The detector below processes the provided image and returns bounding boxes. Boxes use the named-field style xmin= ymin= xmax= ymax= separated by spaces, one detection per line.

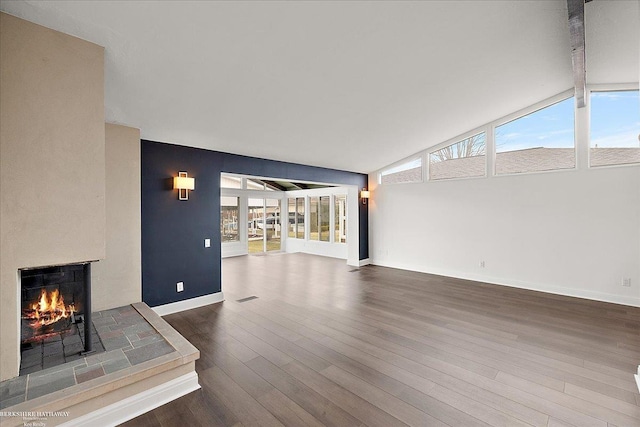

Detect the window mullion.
xmin=486 ymin=124 xmax=495 ymax=177
xmin=575 ymin=95 xmax=588 ymax=170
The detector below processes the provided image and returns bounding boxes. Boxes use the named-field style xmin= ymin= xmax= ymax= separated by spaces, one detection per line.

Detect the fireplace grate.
xmin=19 ymin=320 xmax=104 ymax=376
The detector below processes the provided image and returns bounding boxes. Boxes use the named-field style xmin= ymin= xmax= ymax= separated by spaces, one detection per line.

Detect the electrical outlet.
xmin=622 ymin=278 xmax=631 ymax=287
xmin=177 ymin=281 xmax=184 ymax=292
xmin=204 ymin=238 xmax=211 ymax=248
xmin=479 ymin=261 xmax=485 ymax=268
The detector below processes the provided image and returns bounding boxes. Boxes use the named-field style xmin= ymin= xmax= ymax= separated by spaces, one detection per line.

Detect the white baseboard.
xmin=371 ymin=259 xmax=640 ymax=308
xmin=635 ymin=374 xmax=640 ymax=393
xmin=358 ymin=258 xmax=371 ymax=267
xmin=60 ymin=371 xmax=200 ymax=427
xmin=152 ymin=292 xmax=225 ymax=316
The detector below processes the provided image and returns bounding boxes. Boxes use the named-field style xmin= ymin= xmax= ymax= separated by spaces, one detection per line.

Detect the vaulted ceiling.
xmin=1 ymin=0 xmax=637 ymax=173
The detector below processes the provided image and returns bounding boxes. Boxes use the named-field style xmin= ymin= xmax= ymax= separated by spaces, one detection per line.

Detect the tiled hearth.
xmin=3 ymin=305 xmax=173 ymax=407
xmin=0 ymin=303 xmax=199 ymax=427
xmin=19 ymin=322 xmax=104 ymax=376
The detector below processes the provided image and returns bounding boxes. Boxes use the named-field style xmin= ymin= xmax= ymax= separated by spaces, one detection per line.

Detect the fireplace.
xmin=19 ymin=262 xmax=94 ymax=373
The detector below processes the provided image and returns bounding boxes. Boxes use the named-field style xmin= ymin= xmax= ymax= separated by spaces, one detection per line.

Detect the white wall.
xmin=371 ymin=77 xmax=640 ymax=308
xmin=370 ymin=161 xmax=640 ymax=307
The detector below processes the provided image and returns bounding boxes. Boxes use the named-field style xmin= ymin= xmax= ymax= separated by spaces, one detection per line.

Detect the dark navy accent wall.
xmin=142 ymin=140 xmax=368 ymax=307
xmin=141 ymin=142 xmax=223 ymax=307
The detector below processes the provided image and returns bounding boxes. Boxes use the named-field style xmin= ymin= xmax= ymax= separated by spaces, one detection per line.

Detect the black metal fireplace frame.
xmin=81 ymin=262 xmax=93 ymax=354
xmin=20 ymin=261 xmax=95 ymax=355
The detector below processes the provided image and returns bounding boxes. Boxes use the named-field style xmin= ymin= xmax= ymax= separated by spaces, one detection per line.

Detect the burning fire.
xmin=23 ymin=289 xmax=76 ymax=328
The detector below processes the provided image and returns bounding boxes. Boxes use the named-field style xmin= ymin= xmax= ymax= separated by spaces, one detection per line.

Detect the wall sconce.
xmin=174 ymin=171 xmax=195 ymax=200
xmin=360 ymin=188 xmax=370 ymax=204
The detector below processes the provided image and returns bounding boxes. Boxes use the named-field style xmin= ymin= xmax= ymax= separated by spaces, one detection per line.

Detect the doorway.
xmin=220 ymin=173 xmax=359 ymax=266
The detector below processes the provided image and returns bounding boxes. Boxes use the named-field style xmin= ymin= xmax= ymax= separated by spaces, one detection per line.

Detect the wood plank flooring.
xmin=122 ymin=253 xmax=640 ymax=427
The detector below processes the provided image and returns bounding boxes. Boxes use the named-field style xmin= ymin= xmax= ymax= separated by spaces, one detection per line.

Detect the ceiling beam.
xmin=567 ymin=0 xmax=588 ymax=108
xmin=262 ymin=180 xmax=288 ymax=191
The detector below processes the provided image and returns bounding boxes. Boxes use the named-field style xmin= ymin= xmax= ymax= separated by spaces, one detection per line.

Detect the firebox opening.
xmin=19 ymin=262 xmax=96 ymax=375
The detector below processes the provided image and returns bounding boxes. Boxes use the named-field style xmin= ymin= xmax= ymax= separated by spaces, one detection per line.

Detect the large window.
xmin=307 ymin=196 xmax=330 ymax=242
xmin=220 ymin=197 xmax=239 ymax=242
xmin=319 ymin=196 xmax=330 ymax=242
xmin=495 ymin=97 xmax=575 ymax=175
xmin=247 ymin=178 xmax=278 ymax=191
xmin=309 ymin=197 xmax=319 ymax=240
xmin=221 ymin=174 xmax=242 ymax=189
xmin=222 ymin=174 xmax=280 ymax=190
xmin=296 ymin=198 xmax=305 ymax=239
xmin=379 ymin=89 xmax=639 ymax=184
xmin=380 ymin=158 xmax=422 ymax=184
xmin=288 ymin=198 xmax=296 ymax=238
xmin=247 ymin=198 xmax=265 ymax=252
xmin=429 ymin=132 xmax=486 ymax=180
xmin=590 ymin=90 xmax=640 ymax=167
xmin=289 ymin=195 xmax=346 ymax=243
xmin=288 ymin=197 xmax=305 ymax=239
xmin=247 ymin=178 xmax=266 ymax=190
xmin=334 ymin=195 xmax=347 ymax=243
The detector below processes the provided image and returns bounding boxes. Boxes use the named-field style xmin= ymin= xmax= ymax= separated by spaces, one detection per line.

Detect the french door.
xmin=247 ymin=198 xmax=281 ymax=253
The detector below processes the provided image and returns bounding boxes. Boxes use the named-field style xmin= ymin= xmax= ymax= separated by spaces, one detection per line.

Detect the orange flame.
xmin=26 ymin=289 xmax=75 ymax=328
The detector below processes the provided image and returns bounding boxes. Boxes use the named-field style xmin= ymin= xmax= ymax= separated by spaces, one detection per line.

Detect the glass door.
xmin=248 ymin=198 xmax=282 ymax=253
xmin=220 ymin=196 xmax=240 ymax=243
xmin=334 ymin=195 xmax=347 ymax=243
xmin=265 ymin=198 xmax=281 ymax=252
xmin=248 ymin=198 xmax=265 ymax=254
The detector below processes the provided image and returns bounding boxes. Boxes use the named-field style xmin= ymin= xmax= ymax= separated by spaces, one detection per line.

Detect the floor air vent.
xmin=236 ymin=296 xmax=259 ymax=303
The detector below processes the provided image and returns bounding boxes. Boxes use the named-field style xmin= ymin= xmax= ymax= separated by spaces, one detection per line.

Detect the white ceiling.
xmin=1 ymin=0 xmax=637 ymax=173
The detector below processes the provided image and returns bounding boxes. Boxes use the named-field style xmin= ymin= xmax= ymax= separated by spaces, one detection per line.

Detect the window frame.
xmin=295 ymin=197 xmax=305 ymax=240
xmin=333 ymin=194 xmax=347 ymax=244
xmin=491 ymin=89 xmax=576 ymax=177
xmin=587 ymin=83 xmax=640 ymax=170
xmin=378 ymin=156 xmax=424 ymax=185
xmin=308 ymin=196 xmax=319 ymax=241
xmin=427 ymin=129 xmax=488 ymax=182
xmin=376 ymin=86 xmax=639 ymax=188
xmin=220 ymin=173 xmax=244 ymax=189
xmin=220 ymin=196 xmax=241 ymax=244
xmin=319 ymin=195 xmax=330 ymax=242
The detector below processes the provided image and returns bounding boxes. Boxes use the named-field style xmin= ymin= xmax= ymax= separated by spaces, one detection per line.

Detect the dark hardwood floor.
xmin=123 ymin=253 xmax=640 ymax=426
